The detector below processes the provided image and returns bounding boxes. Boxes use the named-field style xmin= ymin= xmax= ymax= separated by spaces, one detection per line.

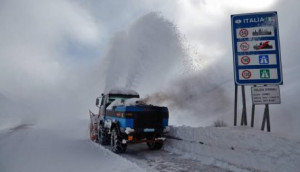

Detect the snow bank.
xmin=165 ymin=126 xmax=300 ymax=172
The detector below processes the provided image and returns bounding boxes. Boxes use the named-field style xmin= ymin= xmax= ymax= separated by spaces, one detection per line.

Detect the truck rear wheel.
xmin=147 ymin=141 xmax=164 ymax=150
xmin=111 ymin=128 xmax=127 ymax=153
xmin=98 ymin=124 xmax=110 ymax=145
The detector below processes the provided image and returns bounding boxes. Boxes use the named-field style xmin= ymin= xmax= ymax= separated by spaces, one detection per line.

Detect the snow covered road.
xmin=120 ymin=143 xmax=229 ymax=172
xmin=1 ymin=121 xmax=300 ymax=172
xmin=0 ymin=122 xmax=229 ymax=172
xmin=0 ymin=122 xmax=142 ymax=172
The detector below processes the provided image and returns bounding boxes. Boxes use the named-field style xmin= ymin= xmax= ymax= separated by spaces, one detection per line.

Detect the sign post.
xmin=231 ymin=12 xmax=283 ymax=131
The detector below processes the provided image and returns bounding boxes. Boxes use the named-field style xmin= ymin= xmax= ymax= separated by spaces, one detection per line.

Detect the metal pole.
xmin=240 ymin=109 xmax=244 ymax=126
xmin=266 ymin=104 xmax=271 ymax=132
xmin=261 ymin=105 xmax=267 ymax=131
xmin=241 ymin=85 xmax=247 ymax=126
xmin=261 ymin=85 xmax=271 ymax=132
xmin=234 ymin=84 xmax=238 ymax=126
xmin=251 ymin=104 xmax=255 ymax=127
xmin=251 ymin=85 xmax=256 ymax=127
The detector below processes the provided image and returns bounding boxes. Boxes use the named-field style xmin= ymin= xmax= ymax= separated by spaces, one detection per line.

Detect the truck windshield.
xmin=108 ymin=96 xmax=131 ymax=104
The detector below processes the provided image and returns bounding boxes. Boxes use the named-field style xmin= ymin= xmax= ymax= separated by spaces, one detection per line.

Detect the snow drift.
xmin=165 ymin=126 xmax=300 ymax=172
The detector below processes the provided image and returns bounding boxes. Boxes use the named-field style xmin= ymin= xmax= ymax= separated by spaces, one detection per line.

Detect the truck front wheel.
xmin=111 ymin=128 xmax=127 ymax=153
xmin=98 ymin=124 xmax=110 ymax=145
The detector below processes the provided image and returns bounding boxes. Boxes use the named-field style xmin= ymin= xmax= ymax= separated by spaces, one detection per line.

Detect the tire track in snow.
xmin=118 ymin=144 xmax=230 ymax=172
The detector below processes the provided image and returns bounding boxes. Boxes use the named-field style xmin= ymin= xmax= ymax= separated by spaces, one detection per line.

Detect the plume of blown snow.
xmin=102 ymin=12 xmax=185 ymax=94
xmin=101 ymin=12 xmax=231 ymax=126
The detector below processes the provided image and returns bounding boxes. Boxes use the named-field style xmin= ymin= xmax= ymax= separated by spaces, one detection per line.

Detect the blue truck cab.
xmin=94 ymin=88 xmax=169 ymax=153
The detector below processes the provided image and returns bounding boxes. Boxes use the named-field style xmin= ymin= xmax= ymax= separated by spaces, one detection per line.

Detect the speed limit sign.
xmin=241 ymin=70 xmax=252 ymax=79
xmin=239 ymin=29 xmax=248 ymax=37
xmin=240 ymin=42 xmax=249 ymax=51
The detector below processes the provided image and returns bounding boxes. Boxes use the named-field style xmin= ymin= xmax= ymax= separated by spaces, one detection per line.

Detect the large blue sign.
xmin=231 ymin=12 xmax=283 ymax=85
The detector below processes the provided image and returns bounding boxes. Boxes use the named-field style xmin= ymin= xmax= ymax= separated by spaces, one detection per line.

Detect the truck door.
xmin=100 ymin=95 xmax=108 ymax=120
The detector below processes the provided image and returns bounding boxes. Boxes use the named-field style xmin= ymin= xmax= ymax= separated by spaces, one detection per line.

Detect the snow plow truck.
xmin=89 ymin=88 xmax=169 ymax=153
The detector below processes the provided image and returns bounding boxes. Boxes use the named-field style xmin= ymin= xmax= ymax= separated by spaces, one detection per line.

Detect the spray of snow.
xmin=102 ymin=13 xmax=185 ymax=93
xmin=102 ymin=12 xmax=230 ymax=126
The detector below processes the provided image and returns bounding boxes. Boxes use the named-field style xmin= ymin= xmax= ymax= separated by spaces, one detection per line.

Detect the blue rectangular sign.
xmin=231 ymin=12 xmax=283 ymax=85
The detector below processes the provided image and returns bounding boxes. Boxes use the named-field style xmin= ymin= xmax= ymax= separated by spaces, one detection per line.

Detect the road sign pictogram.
xmin=260 ymin=69 xmax=270 ymax=79
xmin=242 ymin=70 xmax=252 ymax=79
xmin=241 ymin=56 xmax=250 ymax=65
xmin=240 ymin=42 xmax=249 ymax=51
xmin=254 ymin=41 xmax=272 ymax=50
xmin=239 ymin=29 xmax=248 ymax=37
xmin=259 ymin=55 xmax=269 ymax=64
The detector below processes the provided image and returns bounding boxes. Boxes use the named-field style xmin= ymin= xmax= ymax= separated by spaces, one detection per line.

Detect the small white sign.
xmin=251 ymin=86 xmax=281 ymax=105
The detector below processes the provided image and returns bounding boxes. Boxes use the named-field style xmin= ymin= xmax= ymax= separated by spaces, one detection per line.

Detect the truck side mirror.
xmin=96 ymin=98 xmax=99 ymax=106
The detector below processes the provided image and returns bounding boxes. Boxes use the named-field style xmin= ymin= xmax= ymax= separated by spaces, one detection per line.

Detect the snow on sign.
xmin=231 ymin=12 xmax=283 ymax=85
xmin=251 ymin=85 xmax=281 ymax=104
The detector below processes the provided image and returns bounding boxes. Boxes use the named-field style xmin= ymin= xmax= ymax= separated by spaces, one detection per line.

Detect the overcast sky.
xmin=1 ymin=0 xmax=300 ymax=138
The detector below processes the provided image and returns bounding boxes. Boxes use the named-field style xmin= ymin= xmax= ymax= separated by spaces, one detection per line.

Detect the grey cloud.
xmin=0 ymin=0 xmax=101 ymax=127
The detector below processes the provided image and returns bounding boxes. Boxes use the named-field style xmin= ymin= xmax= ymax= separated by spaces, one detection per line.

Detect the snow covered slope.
xmin=165 ymin=126 xmax=300 ymax=172
xmin=0 ymin=120 xmax=143 ymax=172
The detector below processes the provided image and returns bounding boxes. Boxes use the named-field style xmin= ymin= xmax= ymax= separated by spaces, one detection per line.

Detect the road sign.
xmin=238 ymin=68 xmax=278 ymax=80
xmin=241 ymin=70 xmax=251 ymax=79
xmin=241 ymin=56 xmax=250 ymax=65
xmin=239 ymin=29 xmax=249 ymax=37
xmin=231 ymin=12 xmax=283 ymax=85
xmin=259 ymin=55 xmax=269 ymax=64
xmin=251 ymin=85 xmax=281 ymax=104
xmin=238 ymin=54 xmax=276 ymax=66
